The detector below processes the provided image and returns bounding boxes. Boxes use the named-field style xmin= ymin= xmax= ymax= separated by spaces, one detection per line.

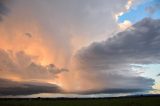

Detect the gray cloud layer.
xmin=75 ymin=18 xmax=159 ymax=93
xmin=77 ymin=88 xmax=149 ymax=94
xmin=0 ymin=78 xmax=62 ymax=96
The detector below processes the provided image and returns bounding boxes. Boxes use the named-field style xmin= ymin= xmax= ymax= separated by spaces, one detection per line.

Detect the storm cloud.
xmin=0 ymin=78 xmax=62 ymax=96
xmin=0 ymin=0 xmax=159 ymax=96
xmin=0 ymin=0 xmax=136 ymax=95
xmin=75 ymin=18 xmax=160 ymax=93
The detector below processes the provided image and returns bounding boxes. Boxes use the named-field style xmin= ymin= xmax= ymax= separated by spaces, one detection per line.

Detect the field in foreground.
xmin=0 ymin=96 xmax=160 ymax=106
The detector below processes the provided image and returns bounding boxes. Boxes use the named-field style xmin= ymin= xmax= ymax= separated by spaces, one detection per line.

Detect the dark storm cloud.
xmin=0 ymin=78 xmax=62 ymax=96
xmin=73 ymin=75 xmax=154 ymax=94
xmin=77 ymin=18 xmax=160 ymax=70
xmin=0 ymin=49 xmax=68 ymax=80
xmin=0 ymin=0 xmax=9 ymax=21
xmin=157 ymin=73 xmax=160 ymax=76
xmin=75 ymin=18 xmax=160 ymax=93
xmin=78 ymin=88 xmax=149 ymax=94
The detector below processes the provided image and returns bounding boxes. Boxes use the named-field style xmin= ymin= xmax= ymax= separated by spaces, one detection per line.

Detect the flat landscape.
xmin=0 ymin=96 xmax=160 ymax=106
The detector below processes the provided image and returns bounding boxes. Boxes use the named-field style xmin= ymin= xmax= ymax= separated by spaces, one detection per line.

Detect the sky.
xmin=0 ymin=0 xmax=160 ymax=98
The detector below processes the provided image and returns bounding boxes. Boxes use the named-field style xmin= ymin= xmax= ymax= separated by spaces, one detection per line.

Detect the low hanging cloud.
xmin=75 ymin=18 xmax=160 ymax=94
xmin=0 ymin=78 xmax=62 ymax=96
xmin=0 ymin=49 xmax=68 ymax=81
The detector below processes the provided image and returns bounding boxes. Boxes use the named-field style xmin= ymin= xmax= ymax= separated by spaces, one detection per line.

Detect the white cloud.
xmin=118 ymin=20 xmax=132 ymax=30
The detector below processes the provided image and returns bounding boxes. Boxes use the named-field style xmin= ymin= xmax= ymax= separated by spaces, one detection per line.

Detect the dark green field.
xmin=0 ymin=96 xmax=160 ymax=106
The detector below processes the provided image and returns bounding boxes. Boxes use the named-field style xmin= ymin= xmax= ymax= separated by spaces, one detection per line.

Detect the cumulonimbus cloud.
xmin=75 ymin=18 xmax=160 ymax=94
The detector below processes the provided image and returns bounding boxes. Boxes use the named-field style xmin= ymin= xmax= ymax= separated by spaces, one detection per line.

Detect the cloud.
xmin=0 ymin=0 xmax=137 ymax=92
xmin=3 ymin=0 xmax=131 ymax=59
xmin=0 ymin=78 xmax=62 ymax=96
xmin=74 ymin=18 xmax=160 ymax=93
xmin=0 ymin=0 xmax=9 ymax=21
xmin=76 ymin=88 xmax=149 ymax=94
xmin=115 ymin=0 xmax=133 ymax=21
xmin=0 ymin=0 xmax=153 ymax=95
xmin=69 ymin=74 xmax=154 ymax=94
xmin=145 ymin=1 xmax=160 ymax=15
xmin=0 ymin=49 xmax=68 ymax=81
xmin=25 ymin=32 xmax=32 ymax=38
xmin=118 ymin=20 xmax=132 ymax=30
xmin=157 ymin=73 xmax=160 ymax=77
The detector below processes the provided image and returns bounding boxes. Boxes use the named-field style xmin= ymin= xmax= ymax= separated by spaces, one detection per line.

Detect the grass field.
xmin=0 ymin=96 xmax=160 ymax=106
